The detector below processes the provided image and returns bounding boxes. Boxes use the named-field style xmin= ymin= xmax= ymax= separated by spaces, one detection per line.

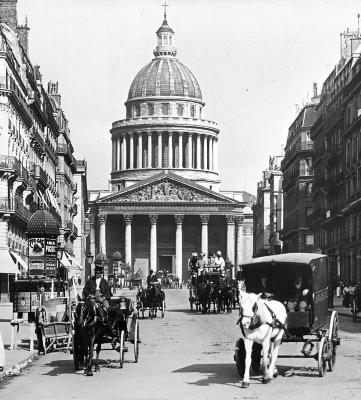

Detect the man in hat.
xmin=147 ymin=269 xmax=158 ymax=287
xmin=197 ymin=252 xmax=208 ymax=276
xmin=286 ymin=275 xmax=311 ymax=311
xmin=214 ymin=250 xmax=225 ymax=274
xmin=83 ymin=265 xmax=112 ymax=323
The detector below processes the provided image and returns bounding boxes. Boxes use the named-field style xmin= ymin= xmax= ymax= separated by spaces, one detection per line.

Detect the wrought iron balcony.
xmin=0 ymin=197 xmax=32 ymax=221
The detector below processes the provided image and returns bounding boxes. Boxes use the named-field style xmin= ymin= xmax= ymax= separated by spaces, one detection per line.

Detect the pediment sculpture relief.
xmin=117 ymin=181 xmax=218 ymax=202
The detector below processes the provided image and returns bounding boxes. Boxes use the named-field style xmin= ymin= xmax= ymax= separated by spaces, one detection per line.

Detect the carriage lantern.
xmin=86 ymin=252 xmax=94 ymax=265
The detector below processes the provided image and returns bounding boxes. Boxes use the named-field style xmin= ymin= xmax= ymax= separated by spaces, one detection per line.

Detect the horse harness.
xmin=238 ymin=300 xmax=286 ymax=337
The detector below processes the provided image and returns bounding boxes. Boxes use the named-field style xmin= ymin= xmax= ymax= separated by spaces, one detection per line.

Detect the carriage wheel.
xmin=317 ymin=336 xmax=328 ymax=377
xmin=352 ymin=297 xmax=357 ymax=322
xmin=234 ymin=338 xmax=245 ymax=378
xmin=327 ymin=311 xmax=339 ymax=371
xmin=118 ymin=329 xmax=125 ymax=368
xmin=161 ymin=301 xmax=165 ymax=318
xmin=133 ymin=319 xmax=140 ymax=363
xmin=251 ymin=342 xmax=262 ymax=373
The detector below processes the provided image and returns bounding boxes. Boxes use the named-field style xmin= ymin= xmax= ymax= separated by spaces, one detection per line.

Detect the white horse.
xmin=237 ymin=292 xmax=287 ymax=388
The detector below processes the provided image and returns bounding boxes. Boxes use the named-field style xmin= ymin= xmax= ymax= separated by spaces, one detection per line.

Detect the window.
xmin=148 ymin=103 xmax=154 ymax=116
xmin=305 ymin=234 xmax=314 ymax=246
xmin=162 ymin=103 xmax=169 ymax=115
xmin=134 ymin=105 xmax=140 ymax=117
xmin=177 ymin=104 xmax=184 ymax=116
xmin=191 ymin=105 xmax=196 ymax=118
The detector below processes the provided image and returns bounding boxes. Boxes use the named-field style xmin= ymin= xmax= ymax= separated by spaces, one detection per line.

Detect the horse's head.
xmin=238 ymin=292 xmax=262 ymax=329
xmin=79 ymin=298 xmax=98 ymax=327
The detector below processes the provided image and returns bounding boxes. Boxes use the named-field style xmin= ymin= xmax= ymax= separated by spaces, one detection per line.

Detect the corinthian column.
xmin=168 ymin=132 xmax=173 ymax=168
xmin=226 ymin=215 xmax=235 ymax=277
xmin=200 ymin=215 xmax=209 ymax=256
xmin=209 ymin=137 xmax=214 ymax=171
xmin=188 ymin=133 xmax=193 ymax=168
xmin=121 ymin=135 xmax=126 ymax=170
xmin=112 ymin=139 xmax=116 ymax=171
xmin=178 ymin=132 xmax=183 ymax=168
xmin=158 ymin=132 xmax=162 ymax=168
xmin=175 ymin=215 xmax=184 ymax=282
xmin=117 ymin=137 xmax=121 ymax=170
xmin=149 ymin=215 xmax=158 ymax=271
xmin=213 ymin=138 xmax=218 ymax=172
xmin=124 ymin=214 xmax=133 ymax=266
xmin=137 ymin=132 xmax=143 ymax=168
xmin=203 ymin=136 xmax=208 ymax=170
xmin=196 ymin=134 xmax=201 ymax=169
xmin=147 ymin=132 xmax=152 ymax=168
xmin=129 ymin=133 xmax=134 ymax=169
xmin=235 ymin=216 xmax=243 ymax=269
xmin=98 ymin=214 xmax=107 ymax=255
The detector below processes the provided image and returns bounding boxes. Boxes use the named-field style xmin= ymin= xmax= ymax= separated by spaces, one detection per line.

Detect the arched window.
xmin=162 ymin=103 xmax=169 ymax=115
xmin=169 ymin=36 xmax=172 ymax=45
xmin=177 ymin=104 xmax=184 ymax=116
xmin=199 ymin=107 xmax=202 ymax=119
xmin=191 ymin=105 xmax=196 ymax=118
xmin=163 ymin=35 xmax=168 ymax=45
xmin=148 ymin=103 xmax=154 ymax=116
xmin=134 ymin=105 xmax=140 ymax=117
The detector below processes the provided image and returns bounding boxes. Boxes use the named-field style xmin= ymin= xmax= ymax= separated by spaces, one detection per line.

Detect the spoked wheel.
xmin=118 ymin=329 xmax=125 ymax=368
xmin=328 ymin=310 xmax=339 ymax=371
xmin=161 ymin=301 xmax=165 ymax=318
xmin=133 ymin=319 xmax=140 ymax=363
xmin=234 ymin=338 xmax=246 ymax=378
xmin=318 ymin=336 xmax=328 ymax=377
xmin=352 ymin=297 xmax=357 ymax=322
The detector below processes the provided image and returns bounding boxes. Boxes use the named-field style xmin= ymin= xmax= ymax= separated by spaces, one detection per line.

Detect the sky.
xmin=16 ymin=0 xmax=361 ymax=195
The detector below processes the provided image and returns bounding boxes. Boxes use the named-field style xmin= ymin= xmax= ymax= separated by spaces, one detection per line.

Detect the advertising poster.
xmin=45 ymin=238 xmax=57 ymax=277
xmin=28 ymin=237 xmax=45 ymax=277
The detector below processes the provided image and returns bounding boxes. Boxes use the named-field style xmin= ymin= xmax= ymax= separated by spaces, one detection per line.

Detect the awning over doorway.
xmin=0 ymin=249 xmax=20 ymax=274
xmin=9 ymin=250 xmax=28 ymax=271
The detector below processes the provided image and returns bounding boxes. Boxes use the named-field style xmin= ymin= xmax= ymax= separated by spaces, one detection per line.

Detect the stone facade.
xmin=89 ymin=14 xmax=253 ymax=281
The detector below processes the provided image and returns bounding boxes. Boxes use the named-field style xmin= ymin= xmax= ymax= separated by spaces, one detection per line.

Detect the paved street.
xmin=0 ymin=289 xmax=360 ymax=400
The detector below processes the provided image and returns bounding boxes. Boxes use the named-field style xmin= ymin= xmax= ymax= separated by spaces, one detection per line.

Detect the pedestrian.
xmin=0 ymin=326 xmax=5 ymax=372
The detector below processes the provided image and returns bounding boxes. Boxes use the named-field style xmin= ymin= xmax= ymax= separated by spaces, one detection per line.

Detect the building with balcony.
xmin=88 ymin=12 xmax=253 ymax=281
xmin=253 ymin=155 xmax=283 ymax=257
xmin=310 ymin=28 xmax=361 ymax=284
xmin=281 ymin=86 xmax=319 ymax=254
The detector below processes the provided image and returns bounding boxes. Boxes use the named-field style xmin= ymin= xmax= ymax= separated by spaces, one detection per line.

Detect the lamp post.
xmin=112 ymin=251 xmax=123 ymax=292
xmin=56 ymin=244 xmax=64 ymax=297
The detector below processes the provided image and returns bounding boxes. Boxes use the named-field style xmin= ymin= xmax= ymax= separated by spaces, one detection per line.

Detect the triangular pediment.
xmin=97 ymin=171 xmax=239 ymax=205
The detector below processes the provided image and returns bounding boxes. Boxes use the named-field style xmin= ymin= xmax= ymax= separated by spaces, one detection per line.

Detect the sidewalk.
xmin=330 ymin=295 xmax=354 ymax=318
xmin=0 ymin=318 xmax=38 ymax=381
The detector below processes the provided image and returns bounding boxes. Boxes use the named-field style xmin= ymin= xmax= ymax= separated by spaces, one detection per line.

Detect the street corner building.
xmin=88 ymin=13 xmax=254 ymax=282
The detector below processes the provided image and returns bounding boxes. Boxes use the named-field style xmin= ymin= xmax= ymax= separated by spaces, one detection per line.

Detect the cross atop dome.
xmin=154 ymin=4 xmax=177 ymax=57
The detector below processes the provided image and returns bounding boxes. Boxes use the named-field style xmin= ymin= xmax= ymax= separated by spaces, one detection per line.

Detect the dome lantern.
xmin=153 ymin=6 xmax=176 ymax=58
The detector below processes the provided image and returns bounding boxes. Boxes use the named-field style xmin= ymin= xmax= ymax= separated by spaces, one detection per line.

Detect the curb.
xmin=0 ymin=351 xmax=38 ymax=382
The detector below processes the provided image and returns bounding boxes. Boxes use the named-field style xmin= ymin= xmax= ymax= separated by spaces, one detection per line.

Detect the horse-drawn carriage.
xmin=351 ymin=282 xmax=361 ymax=322
xmin=72 ymin=295 xmax=140 ymax=375
xmin=136 ymin=283 xmax=165 ymax=319
xmin=234 ymin=253 xmax=340 ymax=387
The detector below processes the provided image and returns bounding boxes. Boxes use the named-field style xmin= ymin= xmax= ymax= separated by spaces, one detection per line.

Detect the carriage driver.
xmin=214 ymin=251 xmax=225 ymax=275
xmin=147 ymin=269 xmax=158 ymax=286
xmin=286 ymin=275 xmax=312 ymax=312
xmin=82 ymin=265 xmax=112 ymax=323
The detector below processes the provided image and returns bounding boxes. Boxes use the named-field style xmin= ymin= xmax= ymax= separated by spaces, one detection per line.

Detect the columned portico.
xmin=98 ymin=214 xmax=107 ymax=254
xmin=226 ymin=215 xmax=235 ymax=275
xmin=175 ymin=214 xmax=184 ymax=282
xmin=149 ymin=214 xmax=158 ymax=270
xmin=124 ymin=214 xmax=133 ymax=266
xmin=200 ymin=214 xmax=209 ymax=256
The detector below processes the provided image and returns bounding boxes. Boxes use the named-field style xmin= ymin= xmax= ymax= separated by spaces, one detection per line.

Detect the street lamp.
xmin=56 ymin=244 xmax=65 ymax=296
xmin=86 ymin=252 xmax=94 ymax=265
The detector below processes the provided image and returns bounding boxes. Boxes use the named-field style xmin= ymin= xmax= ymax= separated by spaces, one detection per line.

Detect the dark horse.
xmin=147 ymin=283 xmax=165 ymax=318
xmin=74 ymin=298 xmax=118 ymax=376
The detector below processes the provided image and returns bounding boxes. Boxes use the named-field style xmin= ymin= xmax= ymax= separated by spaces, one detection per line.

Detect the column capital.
xmin=178 ymin=131 xmax=183 ymax=137
xmin=149 ymin=214 xmax=158 ymax=225
xmin=174 ymin=214 xmax=184 ymax=225
xmin=226 ymin=215 xmax=235 ymax=224
xmin=128 ymin=131 xmax=134 ymax=138
xmin=123 ymin=214 xmax=133 ymax=224
xmin=200 ymin=215 xmax=210 ymax=224
xmin=88 ymin=214 xmax=97 ymax=225
xmin=157 ymin=131 xmax=162 ymax=136
xmin=98 ymin=214 xmax=107 ymax=224
xmin=235 ymin=215 xmax=244 ymax=225
xmin=147 ymin=131 xmax=152 ymax=136
xmin=188 ymin=132 xmax=193 ymax=137
xmin=137 ymin=131 xmax=143 ymax=137
xmin=168 ymin=131 xmax=173 ymax=136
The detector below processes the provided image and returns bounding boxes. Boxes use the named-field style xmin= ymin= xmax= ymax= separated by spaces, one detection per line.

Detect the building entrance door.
xmin=159 ymin=255 xmax=174 ymax=274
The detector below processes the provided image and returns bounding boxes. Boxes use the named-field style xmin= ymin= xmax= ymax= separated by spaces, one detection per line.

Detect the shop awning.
xmin=0 ymin=249 xmax=20 ymax=274
xmin=9 ymin=250 xmax=28 ymax=271
xmin=67 ymin=255 xmax=84 ymax=271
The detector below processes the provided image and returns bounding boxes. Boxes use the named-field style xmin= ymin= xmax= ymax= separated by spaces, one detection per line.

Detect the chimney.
xmin=0 ymin=0 xmax=18 ymax=32
xmin=17 ymin=18 xmax=30 ymax=55
xmin=47 ymin=80 xmax=61 ymax=106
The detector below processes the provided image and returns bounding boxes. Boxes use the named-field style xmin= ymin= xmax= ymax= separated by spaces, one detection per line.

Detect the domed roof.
xmin=128 ymin=58 xmax=202 ymax=101
xmin=27 ymin=210 xmax=60 ymax=237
